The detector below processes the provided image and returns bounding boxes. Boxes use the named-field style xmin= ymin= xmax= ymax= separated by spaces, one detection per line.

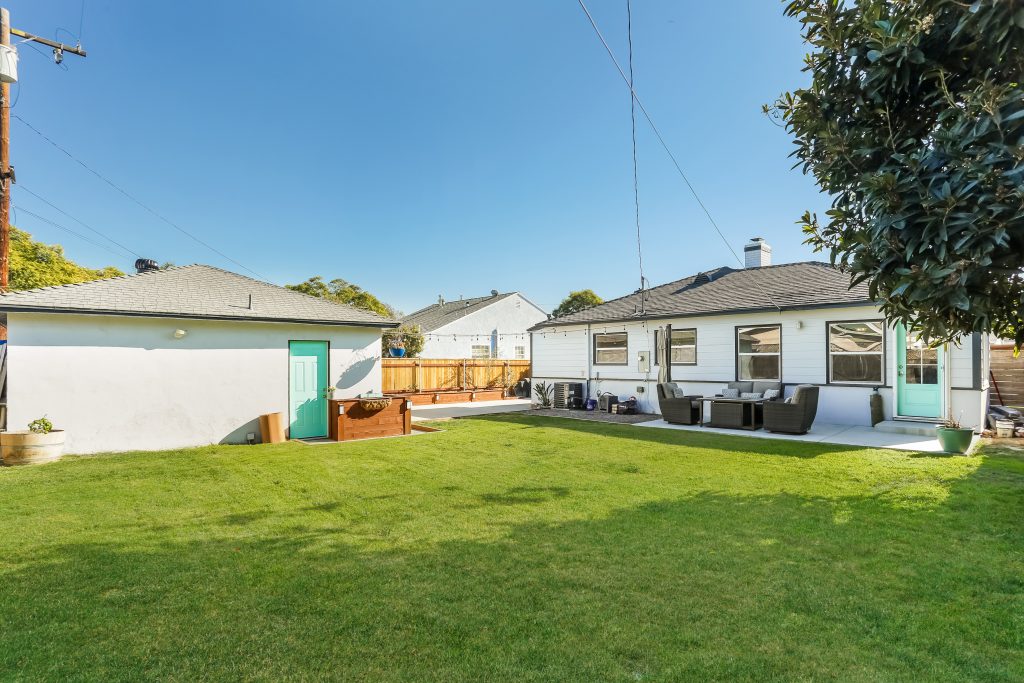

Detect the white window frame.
xmin=593 ymin=332 xmax=628 ymax=366
xmin=514 ymin=345 xmax=526 ymax=360
xmin=736 ymin=325 xmax=781 ymax=381
xmin=827 ymin=320 xmax=885 ymax=385
xmin=471 ymin=345 xmax=492 ymax=359
xmin=654 ymin=328 xmax=697 ymax=365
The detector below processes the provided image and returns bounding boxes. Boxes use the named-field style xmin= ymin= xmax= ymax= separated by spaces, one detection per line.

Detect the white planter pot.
xmin=1 ymin=430 xmax=66 ymax=466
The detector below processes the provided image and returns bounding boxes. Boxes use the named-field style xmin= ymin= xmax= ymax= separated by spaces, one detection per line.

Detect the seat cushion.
xmin=728 ymin=381 xmax=753 ymax=393
xmin=752 ymin=381 xmax=782 ymax=395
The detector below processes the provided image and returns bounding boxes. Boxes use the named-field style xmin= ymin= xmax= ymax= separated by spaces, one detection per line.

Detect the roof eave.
xmin=0 ymin=306 xmax=400 ymax=328
xmin=528 ymin=299 xmax=876 ymax=331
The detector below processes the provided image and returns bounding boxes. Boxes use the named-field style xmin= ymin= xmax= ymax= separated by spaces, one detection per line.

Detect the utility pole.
xmin=0 ymin=8 xmax=87 ymax=291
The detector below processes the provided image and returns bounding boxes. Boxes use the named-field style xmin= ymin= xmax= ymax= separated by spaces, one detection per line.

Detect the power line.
xmin=12 ymin=115 xmax=268 ymax=280
xmin=13 ymin=205 xmax=133 ymax=262
xmin=16 ymin=184 xmax=142 ymax=259
xmin=575 ymin=0 xmax=781 ymax=312
xmin=626 ymin=0 xmax=645 ymax=309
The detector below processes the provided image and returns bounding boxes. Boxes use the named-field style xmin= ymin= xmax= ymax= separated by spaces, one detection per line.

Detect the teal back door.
xmin=289 ymin=341 xmax=329 ymax=439
xmin=896 ymin=325 xmax=943 ymax=418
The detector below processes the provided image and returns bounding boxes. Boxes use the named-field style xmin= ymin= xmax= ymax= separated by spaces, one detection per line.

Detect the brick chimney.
xmin=744 ymin=237 xmax=771 ymax=268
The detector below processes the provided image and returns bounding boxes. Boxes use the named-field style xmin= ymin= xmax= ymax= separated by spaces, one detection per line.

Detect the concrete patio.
xmin=411 ymin=398 xmax=532 ymax=421
xmin=633 ymin=419 xmax=979 ymax=453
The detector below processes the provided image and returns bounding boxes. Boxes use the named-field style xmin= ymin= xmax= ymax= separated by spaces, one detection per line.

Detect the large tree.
xmin=10 ymin=226 xmax=123 ymax=290
xmin=286 ymin=276 xmax=396 ymax=318
xmin=769 ymin=0 xmax=1024 ymax=346
xmin=552 ymin=289 xmax=603 ymax=318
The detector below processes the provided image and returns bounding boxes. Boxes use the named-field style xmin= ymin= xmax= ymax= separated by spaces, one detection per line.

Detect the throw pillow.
xmin=721 ymin=388 xmax=740 ymax=398
xmin=670 ymin=385 xmax=688 ymax=399
xmin=763 ymin=388 xmax=780 ymax=400
xmin=740 ymin=392 xmax=763 ymax=399
xmin=784 ymin=396 xmax=794 ymax=404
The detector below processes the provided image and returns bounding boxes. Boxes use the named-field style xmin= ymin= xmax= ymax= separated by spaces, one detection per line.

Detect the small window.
xmin=736 ymin=325 xmax=781 ymax=380
xmin=471 ymin=345 xmax=491 ymax=359
xmin=654 ymin=328 xmax=697 ymax=365
xmin=829 ymin=321 xmax=884 ymax=384
xmin=514 ymin=345 xmax=526 ymax=359
xmin=593 ymin=332 xmax=628 ymax=365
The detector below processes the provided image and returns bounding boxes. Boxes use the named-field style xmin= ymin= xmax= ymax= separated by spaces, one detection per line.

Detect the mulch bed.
xmin=527 ymin=408 xmax=658 ymax=425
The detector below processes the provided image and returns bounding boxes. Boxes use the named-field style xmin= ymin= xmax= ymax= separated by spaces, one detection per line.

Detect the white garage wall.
xmin=7 ymin=313 xmax=384 ymax=454
xmin=419 ymin=293 xmax=547 ymax=359
xmin=531 ymin=305 xmax=986 ymax=428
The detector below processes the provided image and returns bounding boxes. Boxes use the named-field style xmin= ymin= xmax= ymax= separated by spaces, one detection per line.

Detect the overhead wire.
xmin=12 ymin=115 xmax=268 ymax=280
xmin=15 ymin=184 xmax=143 ymax=259
xmin=574 ymin=0 xmax=782 ymax=312
xmin=13 ymin=205 xmax=134 ymax=262
xmin=625 ymin=0 xmax=645 ymax=310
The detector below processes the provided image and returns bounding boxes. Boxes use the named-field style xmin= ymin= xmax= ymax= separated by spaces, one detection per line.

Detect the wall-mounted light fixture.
xmin=173 ymin=329 xmax=188 ymax=339
xmin=796 ymin=321 xmax=804 ymax=330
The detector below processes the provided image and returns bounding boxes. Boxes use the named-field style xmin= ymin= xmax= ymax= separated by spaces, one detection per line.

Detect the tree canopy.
xmin=769 ymin=0 xmax=1024 ymax=346
xmin=552 ymin=289 xmax=603 ymax=319
xmin=286 ymin=276 xmax=396 ymax=318
xmin=10 ymin=226 xmax=123 ymax=291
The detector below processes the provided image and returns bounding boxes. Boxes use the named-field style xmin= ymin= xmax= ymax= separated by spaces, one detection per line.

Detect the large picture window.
xmin=828 ymin=321 xmax=884 ymax=384
xmin=736 ymin=325 xmax=781 ymax=380
xmin=593 ymin=332 xmax=628 ymax=365
xmin=654 ymin=328 xmax=697 ymax=365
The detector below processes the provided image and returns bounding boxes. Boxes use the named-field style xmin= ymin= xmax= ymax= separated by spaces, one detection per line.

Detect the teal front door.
xmin=896 ymin=325 xmax=943 ymax=418
xmin=289 ymin=341 xmax=329 ymax=439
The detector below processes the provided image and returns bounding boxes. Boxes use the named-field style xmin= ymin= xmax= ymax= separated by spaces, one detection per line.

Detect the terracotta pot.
xmin=1 ymin=430 xmax=66 ymax=466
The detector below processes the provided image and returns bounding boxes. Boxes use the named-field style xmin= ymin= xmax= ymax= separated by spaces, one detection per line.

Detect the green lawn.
xmin=1 ymin=415 xmax=1022 ymax=681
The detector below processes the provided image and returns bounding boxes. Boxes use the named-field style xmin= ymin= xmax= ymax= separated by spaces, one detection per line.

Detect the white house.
xmin=0 ymin=264 xmax=397 ymax=454
xmin=529 ymin=239 xmax=990 ymax=431
xmin=402 ymin=291 xmax=547 ymax=359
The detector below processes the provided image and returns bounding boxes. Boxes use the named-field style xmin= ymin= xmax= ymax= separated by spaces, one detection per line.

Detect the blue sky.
xmin=7 ymin=0 xmax=824 ymax=314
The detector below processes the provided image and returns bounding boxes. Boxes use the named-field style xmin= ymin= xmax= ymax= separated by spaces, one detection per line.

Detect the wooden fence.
xmin=382 ymin=358 xmax=530 ymax=394
xmin=991 ymin=344 xmax=1024 ymax=407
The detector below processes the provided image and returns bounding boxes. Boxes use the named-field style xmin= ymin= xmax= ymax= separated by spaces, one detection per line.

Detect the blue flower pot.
xmin=390 ymin=348 xmax=406 ymax=358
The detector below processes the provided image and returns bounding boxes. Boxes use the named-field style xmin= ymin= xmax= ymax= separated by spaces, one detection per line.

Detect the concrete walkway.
xmin=412 ymin=399 xmax=532 ymax=421
xmin=633 ymin=419 xmax=979 ymax=453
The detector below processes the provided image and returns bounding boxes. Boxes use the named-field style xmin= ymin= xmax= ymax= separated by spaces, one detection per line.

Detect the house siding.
xmin=418 ymin=294 xmax=546 ymax=359
xmin=7 ymin=312 xmax=384 ymax=454
xmin=532 ymin=305 xmax=987 ymax=430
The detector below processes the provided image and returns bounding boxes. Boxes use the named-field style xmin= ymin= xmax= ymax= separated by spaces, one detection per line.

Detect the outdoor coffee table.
xmin=701 ymin=397 xmax=767 ymax=431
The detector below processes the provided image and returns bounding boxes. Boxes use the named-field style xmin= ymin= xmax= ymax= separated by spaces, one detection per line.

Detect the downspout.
xmin=586 ymin=323 xmax=592 ymax=400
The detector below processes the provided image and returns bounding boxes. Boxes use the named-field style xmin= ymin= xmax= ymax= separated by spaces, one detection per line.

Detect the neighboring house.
xmin=0 ymin=264 xmax=397 ymax=454
xmin=402 ymin=291 xmax=547 ymax=360
xmin=529 ymin=238 xmax=990 ymax=431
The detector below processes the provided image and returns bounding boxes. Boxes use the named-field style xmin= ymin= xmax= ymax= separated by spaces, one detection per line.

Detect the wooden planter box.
xmin=327 ymin=398 xmax=411 ymax=442
xmin=397 ymin=389 xmax=510 ymax=405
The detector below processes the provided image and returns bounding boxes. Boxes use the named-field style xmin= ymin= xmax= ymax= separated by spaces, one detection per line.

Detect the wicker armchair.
xmin=763 ymin=385 xmax=819 ymax=434
xmin=657 ymin=383 xmax=701 ymax=425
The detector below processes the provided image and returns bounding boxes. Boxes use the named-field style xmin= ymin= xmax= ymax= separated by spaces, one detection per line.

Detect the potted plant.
xmin=1 ymin=416 xmax=66 ymax=466
xmin=936 ymin=412 xmax=974 ymax=454
xmin=389 ymin=339 xmax=406 ymax=358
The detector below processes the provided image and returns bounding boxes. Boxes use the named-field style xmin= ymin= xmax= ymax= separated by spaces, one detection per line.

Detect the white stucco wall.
xmin=531 ymin=305 xmax=988 ymax=430
xmin=7 ymin=313 xmax=384 ymax=454
xmin=418 ymin=293 xmax=546 ymax=359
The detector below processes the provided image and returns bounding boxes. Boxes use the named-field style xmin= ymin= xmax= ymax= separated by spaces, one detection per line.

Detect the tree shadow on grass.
xmin=1 ymin=457 xmax=1021 ymax=682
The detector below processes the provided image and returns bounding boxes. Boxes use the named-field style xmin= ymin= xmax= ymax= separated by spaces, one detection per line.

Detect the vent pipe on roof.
xmin=135 ymin=258 xmax=159 ymax=274
xmin=743 ymin=238 xmax=771 ymax=268
xmin=438 ymin=295 xmax=445 ymax=306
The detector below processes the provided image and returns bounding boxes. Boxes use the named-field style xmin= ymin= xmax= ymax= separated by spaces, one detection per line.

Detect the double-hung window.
xmin=593 ymin=332 xmax=628 ymax=365
xmin=736 ymin=325 xmax=781 ymax=380
xmin=654 ymin=328 xmax=697 ymax=365
xmin=471 ymin=345 xmax=491 ymax=359
xmin=828 ymin=321 xmax=884 ymax=384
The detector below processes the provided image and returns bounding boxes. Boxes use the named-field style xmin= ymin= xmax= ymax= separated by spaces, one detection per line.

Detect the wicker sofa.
xmin=656 ymin=383 xmax=702 ymax=425
xmin=763 ymin=384 xmax=820 ymax=434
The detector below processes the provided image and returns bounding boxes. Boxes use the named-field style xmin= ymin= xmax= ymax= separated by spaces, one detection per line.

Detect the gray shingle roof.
xmin=402 ymin=292 xmax=517 ymax=332
xmin=0 ymin=264 xmax=398 ymax=327
xmin=531 ymin=262 xmax=873 ymax=329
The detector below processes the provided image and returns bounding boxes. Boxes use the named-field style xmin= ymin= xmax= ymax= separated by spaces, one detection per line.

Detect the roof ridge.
xmin=0 ymin=263 xmax=196 ymax=298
